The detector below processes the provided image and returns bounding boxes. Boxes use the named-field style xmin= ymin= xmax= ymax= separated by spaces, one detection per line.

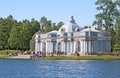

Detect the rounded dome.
xmin=58 ymin=16 xmax=81 ymax=34
xmin=80 ymin=28 xmax=100 ymax=32
xmin=46 ymin=30 xmax=58 ymax=34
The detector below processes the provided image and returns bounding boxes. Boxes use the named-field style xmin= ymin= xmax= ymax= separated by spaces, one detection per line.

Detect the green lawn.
xmin=33 ymin=56 xmax=120 ymax=60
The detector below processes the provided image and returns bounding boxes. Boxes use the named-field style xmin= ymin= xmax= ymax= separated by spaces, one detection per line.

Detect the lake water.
xmin=0 ymin=59 xmax=120 ymax=78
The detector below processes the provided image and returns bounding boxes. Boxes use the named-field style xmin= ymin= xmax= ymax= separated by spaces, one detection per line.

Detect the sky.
xmin=0 ymin=0 xmax=98 ymax=27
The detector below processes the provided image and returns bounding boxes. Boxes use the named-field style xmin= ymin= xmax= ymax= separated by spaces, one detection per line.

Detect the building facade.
xmin=35 ymin=16 xmax=111 ymax=55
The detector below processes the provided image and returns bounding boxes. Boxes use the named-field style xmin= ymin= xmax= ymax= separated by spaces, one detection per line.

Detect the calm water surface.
xmin=0 ymin=59 xmax=120 ymax=78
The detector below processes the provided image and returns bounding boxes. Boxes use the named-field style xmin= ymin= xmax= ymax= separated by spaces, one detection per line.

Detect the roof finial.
xmin=68 ymin=15 xmax=75 ymax=23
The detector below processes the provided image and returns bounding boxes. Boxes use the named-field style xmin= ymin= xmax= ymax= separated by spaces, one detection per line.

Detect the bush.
xmin=97 ymin=52 xmax=120 ymax=56
xmin=113 ymin=43 xmax=120 ymax=52
xmin=97 ymin=52 xmax=105 ymax=56
xmin=0 ymin=50 xmax=21 ymax=55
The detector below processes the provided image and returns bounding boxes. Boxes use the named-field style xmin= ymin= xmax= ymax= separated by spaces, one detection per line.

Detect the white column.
xmin=46 ymin=41 xmax=48 ymax=52
xmin=83 ymin=40 xmax=85 ymax=53
xmin=35 ymin=40 xmax=38 ymax=52
xmin=85 ymin=41 xmax=87 ymax=53
xmin=86 ymin=41 xmax=88 ymax=53
xmin=79 ymin=41 xmax=81 ymax=52
xmin=89 ymin=40 xmax=92 ymax=54
xmin=71 ymin=41 xmax=73 ymax=53
xmin=69 ymin=41 xmax=70 ymax=53
xmin=48 ymin=41 xmax=50 ymax=52
xmin=46 ymin=41 xmax=51 ymax=53
xmin=67 ymin=41 xmax=69 ymax=53
xmin=50 ymin=42 xmax=53 ymax=53
xmin=49 ymin=42 xmax=51 ymax=53
xmin=84 ymin=40 xmax=86 ymax=53
xmin=70 ymin=41 xmax=72 ymax=53
xmin=61 ymin=41 xmax=64 ymax=52
xmin=74 ymin=41 xmax=76 ymax=53
xmin=41 ymin=42 xmax=43 ymax=52
xmin=64 ymin=42 xmax=67 ymax=53
xmin=79 ymin=40 xmax=81 ymax=53
xmin=37 ymin=42 xmax=41 ymax=52
xmin=85 ymin=41 xmax=86 ymax=53
xmin=82 ymin=40 xmax=84 ymax=53
xmin=70 ymin=42 xmax=71 ymax=53
xmin=67 ymin=42 xmax=68 ymax=53
xmin=81 ymin=40 xmax=83 ymax=53
xmin=87 ymin=41 xmax=89 ymax=53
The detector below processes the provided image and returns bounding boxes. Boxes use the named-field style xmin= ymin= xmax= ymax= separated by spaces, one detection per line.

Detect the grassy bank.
xmin=0 ymin=55 xmax=8 ymax=58
xmin=0 ymin=50 xmax=21 ymax=58
xmin=33 ymin=56 xmax=120 ymax=60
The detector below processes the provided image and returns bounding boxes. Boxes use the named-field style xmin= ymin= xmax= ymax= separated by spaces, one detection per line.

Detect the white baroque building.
xmin=35 ymin=16 xmax=111 ymax=55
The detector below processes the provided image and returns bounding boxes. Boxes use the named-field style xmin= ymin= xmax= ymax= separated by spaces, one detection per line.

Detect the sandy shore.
xmin=9 ymin=54 xmax=31 ymax=59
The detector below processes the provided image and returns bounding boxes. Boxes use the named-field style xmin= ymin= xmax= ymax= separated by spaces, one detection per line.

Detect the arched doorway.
xmin=76 ymin=41 xmax=80 ymax=52
xmin=58 ymin=42 xmax=61 ymax=52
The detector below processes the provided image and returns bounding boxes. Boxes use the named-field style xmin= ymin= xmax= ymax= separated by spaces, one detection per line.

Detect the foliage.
xmin=114 ymin=18 xmax=120 ymax=47
xmin=0 ymin=15 xmax=16 ymax=50
xmin=93 ymin=0 xmax=120 ymax=50
xmin=8 ymin=19 xmax=40 ymax=50
xmin=0 ymin=15 xmax=64 ymax=51
xmin=97 ymin=52 xmax=120 ymax=56
xmin=113 ymin=43 xmax=120 ymax=52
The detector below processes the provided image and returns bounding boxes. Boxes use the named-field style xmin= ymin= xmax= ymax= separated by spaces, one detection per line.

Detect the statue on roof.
xmin=68 ymin=15 xmax=75 ymax=23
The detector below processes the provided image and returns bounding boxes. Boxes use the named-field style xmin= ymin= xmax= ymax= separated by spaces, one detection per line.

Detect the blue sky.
xmin=0 ymin=0 xmax=98 ymax=27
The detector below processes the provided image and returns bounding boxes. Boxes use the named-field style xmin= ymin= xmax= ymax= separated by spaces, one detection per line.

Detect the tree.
xmin=0 ymin=15 xmax=64 ymax=51
xmin=83 ymin=26 xmax=91 ymax=29
xmin=39 ymin=16 xmax=47 ymax=31
xmin=93 ymin=0 xmax=120 ymax=51
xmin=93 ymin=0 xmax=120 ymax=31
xmin=39 ymin=16 xmax=53 ymax=33
xmin=8 ymin=22 xmax=22 ymax=50
xmin=56 ymin=22 xmax=64 ymax=30
xmin=0 ymin=15 xmax=15 ymax=50
xmin=114 ymin=18 xmax=120 ymax=49
xmin=8 ymin=19 xmax=40 ymax=50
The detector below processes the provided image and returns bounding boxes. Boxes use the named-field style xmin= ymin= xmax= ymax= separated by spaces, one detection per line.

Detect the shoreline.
xmin=37 ymin=56 xmax=120 ymax=60
xmin=1 ymin=55 xmax=120 ymax=60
